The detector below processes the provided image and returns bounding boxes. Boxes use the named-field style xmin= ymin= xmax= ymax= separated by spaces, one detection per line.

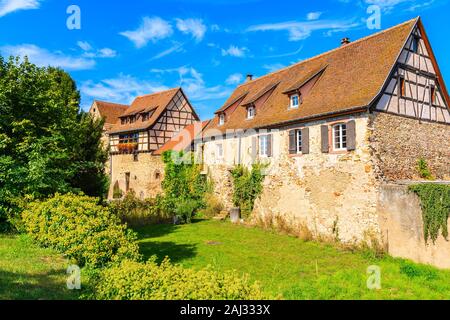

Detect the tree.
xmin=0 ymin=56 xmax=109 ymax=230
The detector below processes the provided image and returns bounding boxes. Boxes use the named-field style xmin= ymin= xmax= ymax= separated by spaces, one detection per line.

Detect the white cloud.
xmin=120 ymin=17 xmax=173 ymax=48
xmin=0 ymin=44 xmax=95 ymax=70
xmin=176 ymin=18 xmax=207 ymax=42
xmin=81 ymin=74 xmax=169 ymax=103
xmin=225 ymin=73 xmax=243 ymax=85
xmin=306 ymin=12 xmax=322 ymax=21
xmin=247 ymin=19 xmax=359 ymax=41
xmin=0 ymin=0 xmax=41 ymax=17
xmin=221 ymin=45 xmax=249 ymax=58
xmin=77 ymin=41 xmax=92 ymax=51
xmin=78 ymin=41 xmax=117 ymax=58
xmin=151 ymin=42 xmax=184 ymax=60
xmin=151 ymin=66 xmax=233 ymax=101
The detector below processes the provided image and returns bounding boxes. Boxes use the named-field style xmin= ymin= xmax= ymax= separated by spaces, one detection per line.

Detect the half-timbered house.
xmin=197 ymin=17 xmax=450 ymax=256
xmin=106 ymin=88 xmax=200 ymax=199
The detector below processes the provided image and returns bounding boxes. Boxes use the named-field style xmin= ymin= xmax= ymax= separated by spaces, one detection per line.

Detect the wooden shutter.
xmin=321 ymin=125 xmax=329 ymax=153
xmin=251 ymin=136 xmax=258 ymax=160
xmin=301 ymin=128 xmax=310 ymax=154
xmin=288 ymin=130 xmax=296 ymax=154
xmin=346 ymin=120 xmax=356 ymax=151
xmin=267 ymin=135 xmax=273 ymax=158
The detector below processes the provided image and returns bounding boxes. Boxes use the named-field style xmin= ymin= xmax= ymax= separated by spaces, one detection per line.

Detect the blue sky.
xmin=0 ymin=0 xmax=449 ymax=120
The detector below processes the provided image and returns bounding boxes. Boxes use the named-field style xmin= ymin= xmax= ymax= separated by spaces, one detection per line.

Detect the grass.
xmin=137 ymin=219 xmax=450 ymax=300
xmin=0 ymin=233 xmax=79 ymax=300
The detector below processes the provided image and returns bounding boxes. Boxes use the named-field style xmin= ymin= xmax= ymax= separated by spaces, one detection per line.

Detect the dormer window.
xmin=219 ymin=113 xmax=225 ymax=126
xmin=247 ymin=106 xmax=255 ymax=119
xmin=290 ymin=94 xmax=300 ymax=109
xmin=121 ymin=118 xmax=126 ymax=125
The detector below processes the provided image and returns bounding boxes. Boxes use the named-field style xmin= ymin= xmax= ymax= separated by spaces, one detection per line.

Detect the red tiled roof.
xmin=153 ymin=120 xmax=210 ymax=155
xmin=94 ymin=101 xmax=129 ymax=125
xmin=108 ymin=88 xmax=182 ymax=134
xmin=205 ymin=18 xmax=419 ymax=135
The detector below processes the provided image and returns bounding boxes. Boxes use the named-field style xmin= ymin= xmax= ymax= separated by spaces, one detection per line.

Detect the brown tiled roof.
xmin=108 ymin=88 xmax=181 ymax=134
xmin=153 ymin=120 xmax=210 ymax=155
xmin=205 ymin=18 xmax=419 ymax=134
xmin=94 ymin=101 xmax=129 ymax=125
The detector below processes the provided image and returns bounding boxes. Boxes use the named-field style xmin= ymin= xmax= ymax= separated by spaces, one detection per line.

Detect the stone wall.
xmin=204 ymin=114 xmax=382 ymax=244
xmin=108 ymin=153 xmax=164 ymax=200
xmin=378 ymin=183 xmax=450 ymax=269
xmin=370 ymin=112 xmax=450 ymax=181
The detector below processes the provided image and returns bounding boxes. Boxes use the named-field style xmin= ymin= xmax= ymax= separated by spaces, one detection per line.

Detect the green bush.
xmin=198 ymin=193 xmax=224 ymax=218
xmin=231 ymin=164 xmax=266 ymax=217
xmin=161 ymin=151 xmax=209 ymax=220
xmin=108 ymin=191 xmax=171 ymax=227
xmin=417 ymin=158 xmax=434 ymax=180
xmin=22 ymin=193 xmax=141 ymax=267
xmin=91 ymin=258 xmax=268 ymax=300
xmin=399 ymin=260 xmax=439 ymax=280
xmin=175 ymin=199 xmax=199 ymax=224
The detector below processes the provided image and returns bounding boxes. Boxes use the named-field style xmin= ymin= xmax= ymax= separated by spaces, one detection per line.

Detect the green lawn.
xmin=0 ymin=234 xmax=78 ymax=300
xmin=137 ymin=219 xmax=450 ymax=300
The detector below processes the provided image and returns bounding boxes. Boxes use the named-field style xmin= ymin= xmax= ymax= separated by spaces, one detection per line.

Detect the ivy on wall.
xmin=231 ymin=164 xmax=266 ymax=218
xmin=409 ymin=184 xmax=450 ymax=244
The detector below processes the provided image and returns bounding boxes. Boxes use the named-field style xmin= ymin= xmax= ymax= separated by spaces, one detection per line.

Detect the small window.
xmin=333 ymin=124 xmax=347 ymax=151
xmin=412 ymin=36 xmax=419 ymax=54
xmin=290 ymin=94 xmax=300 ymax=109
xmin=247 ymin=106 xmax=255 ymax=119
xmin=259 ymin=135 xmax=269 ymax=157
xmin=142 ymin=113 xmax=149 ymax=121
xmin=216 ymin=143 xmax=223 ymax=158
xmin=430 ymin=85 xmax=436 ymax=104
xmin=154 ymin=170 xmax=161 ymax=180
xmin=121 ymin=118 xmax=126 ymax=125
xmin=133 ymin=153 xmax=139 ymax=162
xmin=399 ymin=76 xmax=406 ymax=97
xmin=296 ymin=130 xmax=302 ymax=153
xmin=219 ymin=113 xmax=225 ymax=126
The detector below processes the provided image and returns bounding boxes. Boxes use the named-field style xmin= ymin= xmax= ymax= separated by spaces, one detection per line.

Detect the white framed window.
xmin=259 ymin=135 xmax=268 ymax=157
xmin=333 ymin=123 xmax=347 ymax=151
xmin=247 ymin=106 xmax=255 ymax=119
xmin=216 ymin=143 xmax=223 ymax=158
xmin=219 ymin=113 xmax=225 ymax=126
xmin=290 ymin=94 xmax=300 ymax=109
xmin=296 ymin=130 xmax=302 ymax=153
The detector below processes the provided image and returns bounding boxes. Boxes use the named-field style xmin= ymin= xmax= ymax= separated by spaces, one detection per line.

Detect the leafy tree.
xmin=0 ymin=56 xmax=109 ymax=230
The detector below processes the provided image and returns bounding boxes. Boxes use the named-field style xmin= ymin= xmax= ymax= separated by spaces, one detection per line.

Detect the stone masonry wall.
xmin=370 ymin=112 xmax=450 ymax=181
xmin=204 ymin=114 xmax=382 ymax=244
xmin=108 ymin=153 xmax=164 ymax=200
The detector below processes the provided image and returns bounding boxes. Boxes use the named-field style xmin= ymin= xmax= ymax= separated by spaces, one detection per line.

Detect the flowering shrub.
xmin=22 ymin=193 xmax=141 ymax=267
xmin=91 ymin=258 xmax=268 ymax=300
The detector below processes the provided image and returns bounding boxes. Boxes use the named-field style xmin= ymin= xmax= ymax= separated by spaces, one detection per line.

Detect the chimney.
xmin=341 ymin=37 xmax=351 ymax=46
xmin=246 ymin=74 xmax=253 ymax=82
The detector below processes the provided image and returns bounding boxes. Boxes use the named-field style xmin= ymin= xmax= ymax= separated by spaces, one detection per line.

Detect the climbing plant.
xmin=417 ymin=158 xmax=434 ymax=180
xmin=409 ymin=184 xmax=450 ymax=244
xmin=231 ymin=163 xmax=266 ymax=218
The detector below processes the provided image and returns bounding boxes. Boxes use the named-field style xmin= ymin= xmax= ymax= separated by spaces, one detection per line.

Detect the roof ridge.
xmin=237 ymin=17 xmax=419 ymax=87
xmin=134 ymin=87 xmax=180 ymax=100
xmin=94 ymin=100 xmax=129 ymax=107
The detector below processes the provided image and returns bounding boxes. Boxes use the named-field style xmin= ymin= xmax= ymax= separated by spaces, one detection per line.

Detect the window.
xmin=430 ymin=85 xmax=436 ymax=104
xmin=412 ymin=36 xmax=419 ymax=54
xmin=247 ymin=106 xmax=255 ymax=119
xmin=399 ymin=76 xmax=406 ymax=97
xmin=259 ymin=135 xmax=269 ymax=157
xmin=219 ymin=113 xmax=225 ymax=126
xmin=216 ymin=143 xmax=223 ymax=158
xmin=119 ymin=133 xmax=139 ymax=144
xmin=142 ymin=113 xmax=149 ymax=121
xmin=290 ymin=94 xmax=300 ymax=109
xmin=121 ymin=118 xmax=126 ymax=125
xmin=154 ymin=170 xmax=161 ymax=180
xmin=133 ymin=153 xmax=139 ymax=162
xmin=296 ymin=130 xmax=302 ymax=153
xmin=333 ymin=124 xmax=347 ymax=151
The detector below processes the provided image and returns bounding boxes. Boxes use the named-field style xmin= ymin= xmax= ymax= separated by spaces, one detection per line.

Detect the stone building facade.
xmin=198 ymin=17 xmax=450 ymax=246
